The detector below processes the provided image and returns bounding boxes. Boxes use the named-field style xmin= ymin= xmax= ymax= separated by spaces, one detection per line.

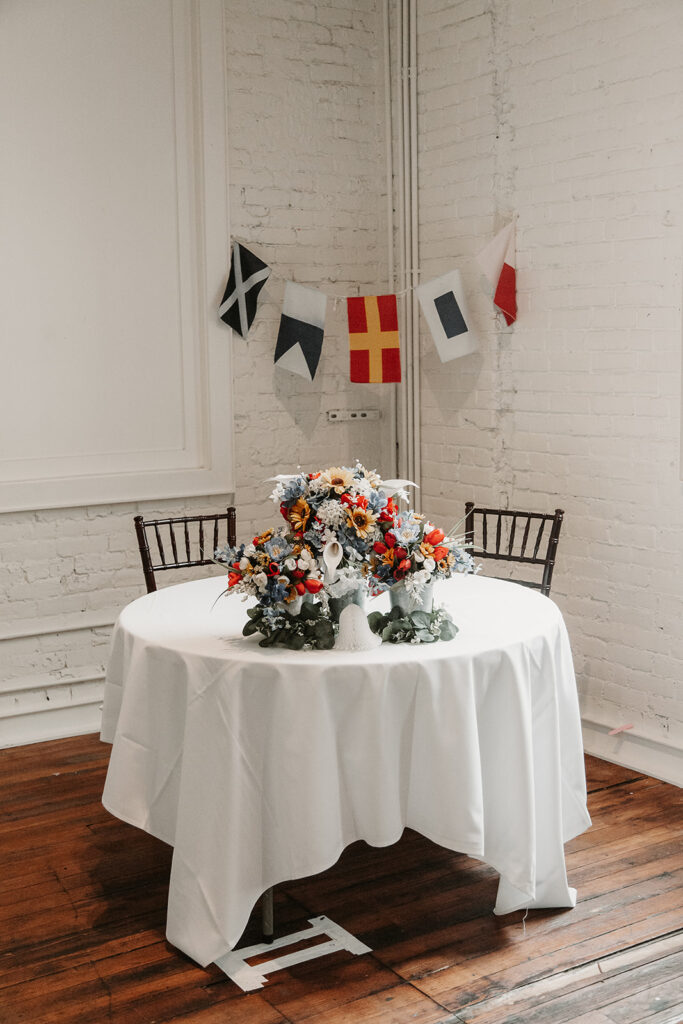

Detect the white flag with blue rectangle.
xmin=417 ymin=269 xmax=478 ymax=362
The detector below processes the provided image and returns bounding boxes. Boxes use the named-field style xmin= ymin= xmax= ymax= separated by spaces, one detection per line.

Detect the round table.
xmin=101 ymin=574 xmax=591 ymax=967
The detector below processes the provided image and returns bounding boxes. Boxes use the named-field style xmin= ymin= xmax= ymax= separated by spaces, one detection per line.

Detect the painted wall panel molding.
xmin=0 ymin=0 xmax=233 ymax=512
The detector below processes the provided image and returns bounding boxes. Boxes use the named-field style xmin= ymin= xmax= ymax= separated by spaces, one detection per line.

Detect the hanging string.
xmin=521 ymin=907 xmax=529 ymax=937
xmin=229 ymin=238 xmax=423 ymax=304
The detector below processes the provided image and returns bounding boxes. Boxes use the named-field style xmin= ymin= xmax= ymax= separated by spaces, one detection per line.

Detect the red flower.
xmin=280 ymin=503 xmax=290 ymax=522
xmin=232 ymin=561 xmax=241 ymax=570
xmin=340 ymin=493 xmax=355 ymax=507
xmin=433 ymin=545 xmax=449 ymax=561
xmin=228 ymin=572 xmax=241 ymax=588
xmin=292 ymin=569 xmax=305 ymax=579
xmin=378 ymin=498 xmax=397 ymax=523
xmin=394 ymin=546 xmax=407 ymax=561
xmin=398 ymin=558 xmax=412 ymax=572
xmin=295 ymin=581 xmax=306 ymax=595
xmin=385 ymin=532 xmax=396 ymax=548
xmin=267 ymin=562 xmax=280 ymax=577
xmin=425 ymin=527 xmax=445 ymax=546
xmin=304 ymin=578 xmax=324 ymax=593
xmin=373 ymin=541 xmax=387 ymax=555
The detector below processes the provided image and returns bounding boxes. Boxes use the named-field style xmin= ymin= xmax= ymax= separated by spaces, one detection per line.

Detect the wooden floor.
xmin=1 ymin=736 xmax=681 ymax=1024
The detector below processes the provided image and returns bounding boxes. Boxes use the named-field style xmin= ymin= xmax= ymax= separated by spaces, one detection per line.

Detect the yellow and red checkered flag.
xmin=347 ymin=294 xmax=401 ymax=384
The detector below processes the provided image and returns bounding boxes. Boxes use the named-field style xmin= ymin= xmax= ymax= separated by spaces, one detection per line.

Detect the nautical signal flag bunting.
xmin=347 ymin=294 xmax=401 ymax=384
xmin=477 ymin=221 xmax=517 ymax=326
xmin=416 ymin=269 xmax=478 ymax=362
xmin=219 ymin=242 xmax=271 ymax=338
xmin=274 ymin=281 xmax=327 ymax=381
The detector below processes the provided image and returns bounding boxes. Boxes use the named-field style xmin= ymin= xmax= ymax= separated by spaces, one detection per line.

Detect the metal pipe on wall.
xmin=386 ymin=0 xmax=420 ymax=487
xmin=409 ymin=0 xmax=421 ymax=490
xmin=383 ymin=0 xmax=399 ymax=477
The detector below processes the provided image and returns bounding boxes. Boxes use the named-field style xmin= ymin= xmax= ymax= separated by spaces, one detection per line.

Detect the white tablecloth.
xmin=100 ymin=574 xmax=591 ymax=967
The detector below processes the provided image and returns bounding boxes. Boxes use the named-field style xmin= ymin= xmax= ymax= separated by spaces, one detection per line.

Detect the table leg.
xmin=261 ymin=887 xmax=274 ymax=942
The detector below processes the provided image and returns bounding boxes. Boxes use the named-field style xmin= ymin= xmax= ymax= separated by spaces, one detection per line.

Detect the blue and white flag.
xmin=219 ymin=242 xmax=271 ymax=338
xmin=416 ymin=269 xmax=478 ymax=362
xmin=274 ymin=282 xmax=327 ymax=380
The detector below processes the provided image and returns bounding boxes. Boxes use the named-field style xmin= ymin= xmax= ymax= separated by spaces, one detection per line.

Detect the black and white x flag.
xmin=218 ymin=242 xmax=271 ymax=338
xmin=274 ymin=282 xmax=327 ymax=380
xmin=416 ymin=269 xmax=478 ymax=362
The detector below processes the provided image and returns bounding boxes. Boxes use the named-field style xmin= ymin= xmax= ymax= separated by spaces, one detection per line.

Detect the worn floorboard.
xmin=0 ymin=737 xmax=681 ymax=1024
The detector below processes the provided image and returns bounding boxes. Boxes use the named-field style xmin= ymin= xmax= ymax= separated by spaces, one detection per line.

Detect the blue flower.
xmin=367 ymin=490 xmax=386 ymax=513
xmin=264 ymin=535 xmax=293 ymax=561
xmin=269 ymin=581 xmax=289 ymax=603
xmin=282 ymin=476 xmax=307 ymax=503
xmin=393 ymin=516 xmax=421 ymax=546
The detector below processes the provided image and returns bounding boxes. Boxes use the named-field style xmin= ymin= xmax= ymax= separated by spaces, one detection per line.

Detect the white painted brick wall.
xmin=417 ymin=0 xmax=683 ymax=752
xmin=0 ymin=0 xmax=395 ymax=744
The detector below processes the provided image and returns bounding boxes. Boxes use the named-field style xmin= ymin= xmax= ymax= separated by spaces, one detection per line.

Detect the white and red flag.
xmin=477 ymin=221 xmax=516 ymax=325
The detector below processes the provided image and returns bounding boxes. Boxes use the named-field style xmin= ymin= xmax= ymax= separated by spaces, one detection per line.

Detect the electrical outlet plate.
xmin=327 ymin=409 xmax=380 ymax=423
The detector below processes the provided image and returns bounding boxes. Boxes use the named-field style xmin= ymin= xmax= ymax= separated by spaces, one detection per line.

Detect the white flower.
xmin=316 ymin=499 xmax=347 ymax=527
xmin=239 ymin=557 xmax=249 ymax=570
xmin=423 ymin=557 xmax=435 ymax=573
xmin=285 ymin=557 xmax=297 ymax=570
xmin=269 ymin=483 xmax=285 ymax=503
xmin=253 ymin=572 xmax=268 ymax=593
xmin=244 ymin=543 xmax=256 ymax=556
xmin=404 ymin=569 xmax=431 ymax=598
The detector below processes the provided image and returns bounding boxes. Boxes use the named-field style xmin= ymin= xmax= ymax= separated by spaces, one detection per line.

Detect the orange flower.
xmin=419 ymin=541 xmax=435 ymax=559
xmin=433 ymin=545 xmax=449 ymax=561
xmin=289 ymin=497 xmax=311 ymax=532
xmin=304 ymin=578 xmax=324 ymax=593
xmin=425 ymin=527 xmax=445 ymax=546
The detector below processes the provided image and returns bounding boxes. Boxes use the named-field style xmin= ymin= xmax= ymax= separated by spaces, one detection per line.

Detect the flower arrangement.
xmin=215 ymin=462 xmax=474 ymax=649
xmin=271 ymin=463 xmax=396 ymax=566
xmin=368 ymin=510 xmax=475 ymax=602
xmin=215 ymin=528 xmax=324 ymax=607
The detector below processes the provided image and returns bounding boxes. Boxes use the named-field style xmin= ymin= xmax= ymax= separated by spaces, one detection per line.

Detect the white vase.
xmin=389 ymin=579 xmax=434 ymax=615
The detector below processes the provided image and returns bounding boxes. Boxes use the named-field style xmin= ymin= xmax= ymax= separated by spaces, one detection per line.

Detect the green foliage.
xmin=368 ymin=605 xmax=458 ymax=644
xmin=243 ymin=602 xmax=335 ymax=650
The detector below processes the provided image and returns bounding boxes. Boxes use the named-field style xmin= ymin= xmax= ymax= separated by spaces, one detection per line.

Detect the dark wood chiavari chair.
xmin=133 ymin=507 xmax=237 ymax=594
xmin=464 ymin=503 xmax=564 ymax=597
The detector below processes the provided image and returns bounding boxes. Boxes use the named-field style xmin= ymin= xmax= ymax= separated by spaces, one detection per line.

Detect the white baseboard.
xmin=0 ymin=700 xmax=103 ymax=748
xmin=582 ymin=717 xmax=683 ymax=789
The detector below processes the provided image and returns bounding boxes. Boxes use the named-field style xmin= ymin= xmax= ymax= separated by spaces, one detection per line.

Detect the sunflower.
xmin=320 ymin=466 xmax=354 ymax=493
xmin=289 ymin=497 xmax=311 ymax=532
xmin=347 ymin=506 xmax=378 ymax=539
